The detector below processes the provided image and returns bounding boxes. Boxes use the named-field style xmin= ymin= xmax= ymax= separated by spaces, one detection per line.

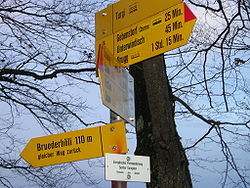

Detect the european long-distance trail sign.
xmin=20 ymin=121 xmax=127 ymax=167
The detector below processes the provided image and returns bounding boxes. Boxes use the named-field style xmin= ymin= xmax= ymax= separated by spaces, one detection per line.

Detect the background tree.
xmin=173 ymin=1 xmax=249 ymax=187
xmin=131 ymin=0 xmax=249 ymax=187
xmin=0 ymin=0 xmax=109 ymax=187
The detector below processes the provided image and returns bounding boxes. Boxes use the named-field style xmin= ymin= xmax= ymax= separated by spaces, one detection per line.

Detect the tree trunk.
xmin=130 ymin=54 xmax=192 ymax=188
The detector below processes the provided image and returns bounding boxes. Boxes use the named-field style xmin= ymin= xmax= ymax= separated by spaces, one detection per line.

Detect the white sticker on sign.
xmin=105 ymin=153 xmax=150 ymax=182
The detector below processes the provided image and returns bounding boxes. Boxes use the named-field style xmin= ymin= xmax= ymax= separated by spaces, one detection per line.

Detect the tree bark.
xmin=130 ymin=54 xmax=192 ymax=188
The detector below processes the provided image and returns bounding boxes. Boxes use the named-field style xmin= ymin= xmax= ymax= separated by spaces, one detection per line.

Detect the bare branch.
xmin=0 ymin=67 xmax=96 ymax=80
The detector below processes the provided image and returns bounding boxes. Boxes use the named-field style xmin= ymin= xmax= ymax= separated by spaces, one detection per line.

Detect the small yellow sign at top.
xmin=95 ymin=6 xmax=113 ymax=40
xmin=20 ymin=121 xmax=127 ymax=167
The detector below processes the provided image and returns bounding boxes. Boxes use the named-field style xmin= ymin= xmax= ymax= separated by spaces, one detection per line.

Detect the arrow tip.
xmin=184 ymin=3 xmax=196 ymax=22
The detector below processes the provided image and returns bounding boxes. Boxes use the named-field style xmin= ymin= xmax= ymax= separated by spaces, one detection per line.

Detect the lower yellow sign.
xmin=20 ymin=121 xmax=127 ymax=167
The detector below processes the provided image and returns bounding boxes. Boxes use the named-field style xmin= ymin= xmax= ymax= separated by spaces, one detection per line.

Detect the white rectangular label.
xmin=105 ymin=153 xmax=150 ymax=182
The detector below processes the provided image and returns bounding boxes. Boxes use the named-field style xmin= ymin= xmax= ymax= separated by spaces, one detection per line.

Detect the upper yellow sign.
xmin=20 ymin=121 xmax=127 ymax=167
xmin=96 ymin=2 xmax=196 ymax=67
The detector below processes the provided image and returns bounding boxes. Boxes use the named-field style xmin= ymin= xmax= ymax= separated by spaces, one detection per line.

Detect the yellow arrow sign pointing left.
xmin=20 ymin=121 xmax=127 ymax=167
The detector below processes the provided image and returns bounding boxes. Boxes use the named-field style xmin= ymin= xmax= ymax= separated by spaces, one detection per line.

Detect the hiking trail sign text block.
xmin=96 ymin=2 xmax=196 ymax=67
xmin=20 ymin=121 xmax=128 ymax=167
xmin=105 ymin=153 xmax=150 ymax=182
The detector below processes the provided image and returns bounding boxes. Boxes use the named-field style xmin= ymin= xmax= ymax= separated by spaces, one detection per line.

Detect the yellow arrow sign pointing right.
xmin=96 ymin=2 xmax=197 ymax=67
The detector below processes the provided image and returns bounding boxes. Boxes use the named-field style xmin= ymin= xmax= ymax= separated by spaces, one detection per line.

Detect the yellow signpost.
xmin=96 ymin=2 xmax=196 ymax=67
xmin=95 ymin=0 xmax=183 ymax=39
xmin=20 ymin=121 xmax=127 ymax=167
xmin=94 ymin=1 xmax=197 ymax=187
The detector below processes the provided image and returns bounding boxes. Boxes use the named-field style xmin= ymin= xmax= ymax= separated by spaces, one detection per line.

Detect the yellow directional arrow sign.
xmin=96 ymin=2 xmax=196 ymax=67
xmin=20 ymin=121 xmax=127 ymax=167
xmin=95 ymin=0 xmax=183 ymax=39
